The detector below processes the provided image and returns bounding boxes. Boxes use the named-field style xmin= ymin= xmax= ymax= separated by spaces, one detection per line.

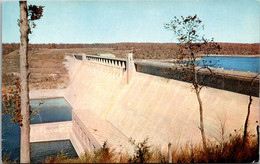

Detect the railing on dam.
xmin=85 ymin=55 xmax=126 ymax=71
xmin=73 ymin=54 xmax=127 ymax=73
xmin=74 ymin=54 xmax=135 ymax=83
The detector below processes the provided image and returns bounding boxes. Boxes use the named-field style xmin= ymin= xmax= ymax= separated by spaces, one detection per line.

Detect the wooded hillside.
xmin=3 ymin=43 xmax=259 ymax=59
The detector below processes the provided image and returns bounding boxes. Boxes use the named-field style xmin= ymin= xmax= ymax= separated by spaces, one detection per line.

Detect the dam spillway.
xmin=2 ymin=98 xmax=76 ymax=162
xmin=29 ymin=53 xmax=259 ymax=156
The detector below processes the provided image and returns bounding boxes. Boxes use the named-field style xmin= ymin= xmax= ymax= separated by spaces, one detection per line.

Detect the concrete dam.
xmin=29 ymin=53 xmax=259 ymax=156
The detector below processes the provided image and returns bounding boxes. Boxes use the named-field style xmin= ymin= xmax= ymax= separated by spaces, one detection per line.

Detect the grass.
xmin=170 ymin=133 xmax=258 ymax=163
xmin=41 ymin=131 xmax=258 ymax=163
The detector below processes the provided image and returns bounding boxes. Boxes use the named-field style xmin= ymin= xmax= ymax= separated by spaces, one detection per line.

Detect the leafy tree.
xmin=18 ymin=1 xmax=44 ymax=162
xmin=164 ymin=15 xmax=220 ymax=151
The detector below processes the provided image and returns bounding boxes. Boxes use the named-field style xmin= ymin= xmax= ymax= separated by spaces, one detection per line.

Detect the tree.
xmin=164 ymin=15 xmax=220 ymax=151
xmin=243 ymin=74 xmax=259 ymax=147
xmin=19 ymin=2 xmax=30 ymax=162
xmin=18 ymin=1 xmax=44 ymax=162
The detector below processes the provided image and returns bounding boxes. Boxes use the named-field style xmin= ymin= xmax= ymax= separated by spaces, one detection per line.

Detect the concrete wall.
xmin=72 ymin=111 xmax=101 ymax=153
xmin=30 ymin=120 xmax=87 ymax=157
xmin=63 ymin=55 xmax=259 ymax=153
xmin=70 ymin=129 xmax=86 ymax=156
xmin=30 ymin=121 xmax=72 ymax=143
xmin=29 ymin=89 xmax=67 ymax=99
xmin=134 ymin=61 xmax=259 ymax=97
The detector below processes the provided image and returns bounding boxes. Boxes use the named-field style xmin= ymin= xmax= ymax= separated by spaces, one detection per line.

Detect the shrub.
xmin=92 ymin=141 xmax=115 ymax=163
xmin=43 ymin=132 xmax=258 ymax=163
xmin=128 ymin=137 xmax=151 ymax=163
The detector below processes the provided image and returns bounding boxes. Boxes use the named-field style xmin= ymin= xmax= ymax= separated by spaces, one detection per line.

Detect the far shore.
xmin=200 ymin=54 xmax=260 ymax=57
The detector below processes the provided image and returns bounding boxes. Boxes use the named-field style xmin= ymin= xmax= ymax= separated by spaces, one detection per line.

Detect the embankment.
xmin=62 ymin=54 xmax=259 ymax=153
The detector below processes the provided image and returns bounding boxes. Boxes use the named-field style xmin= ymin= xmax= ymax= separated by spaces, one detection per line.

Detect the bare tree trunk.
xmin=195 ymin=88 xmax=207 ymax=151
xmin=243 ymin=91 xmax=252 ymax=147
xmin=193 ymin=65 xmax=207 ymax=151
xmin=243 ymin=75 xmax=258 ymax=147
xmin=19 ymin=1 xmax=30 ymax=163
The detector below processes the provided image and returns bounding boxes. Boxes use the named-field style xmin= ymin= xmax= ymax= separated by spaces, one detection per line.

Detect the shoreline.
xmin=201 ymin=54 xmax=260 ymax=57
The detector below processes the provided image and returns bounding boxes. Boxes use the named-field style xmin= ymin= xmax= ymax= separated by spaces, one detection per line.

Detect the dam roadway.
xmin=29 ymin=53 xmax=259 ymax=156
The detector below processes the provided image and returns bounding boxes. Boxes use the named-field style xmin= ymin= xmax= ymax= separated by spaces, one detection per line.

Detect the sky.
xmin=2 ymin=0 xmax=259 ymax=44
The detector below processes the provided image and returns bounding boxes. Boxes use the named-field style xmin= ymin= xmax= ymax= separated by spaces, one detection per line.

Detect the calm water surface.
xmin=199 ymin=56 xmax=260 ymax=73
xmin=31 ymin=140 xmax=77 ymax=163
xmin=30 ymin=98 xmax=72 ymax=124
xmin=2 ymin=98 xmax=77 ymax=162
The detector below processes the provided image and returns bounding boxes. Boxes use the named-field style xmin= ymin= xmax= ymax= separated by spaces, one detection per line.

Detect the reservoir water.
xmin=30 ymin=98 xmax=72 ymax=124
xmin=199 ymin=56 xmax=260 ymax=73
xmin=2 ymin=98 xmax=77 ymax=162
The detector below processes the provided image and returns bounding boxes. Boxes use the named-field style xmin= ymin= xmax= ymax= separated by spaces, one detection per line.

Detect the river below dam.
xmin=199 ymin=56 xmax=260 ymax=73
xmin=2 ymin=98 xmax=78 ymax=163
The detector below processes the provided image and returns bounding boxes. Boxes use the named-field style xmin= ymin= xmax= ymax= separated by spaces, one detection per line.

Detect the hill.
xmin=3 ymin=42 xmax=260 ymax=59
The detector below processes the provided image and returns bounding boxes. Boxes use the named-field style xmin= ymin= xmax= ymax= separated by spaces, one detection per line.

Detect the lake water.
xmin=31 ymin=140 xmax=77 ymax=163
xmin=2 ymin=98 xmax=77 ymax=162
xmin=199 ymin=56 xmax=260 ymax=73
xmin=30 ymin=98 xmax=72 ymax=124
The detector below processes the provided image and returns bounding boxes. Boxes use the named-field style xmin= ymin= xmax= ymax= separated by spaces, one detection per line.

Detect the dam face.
xmin=30 ymin=54 xmax=259 ymax=156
